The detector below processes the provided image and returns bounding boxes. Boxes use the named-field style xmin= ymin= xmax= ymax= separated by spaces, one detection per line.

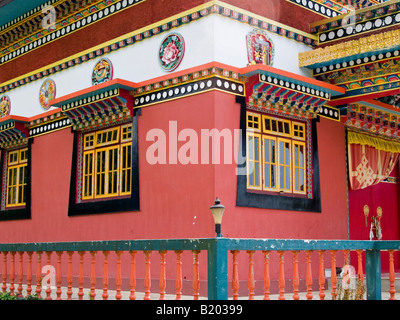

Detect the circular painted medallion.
xmin=92 ymin=58 xmax=113 ymax=85
xmin=159 ymin=33 xmax=185 ymax=72
xmin=0 ymin=95 xmax=11 ymax=117
xmin=39 ymin=79 xmax=56 ymax=110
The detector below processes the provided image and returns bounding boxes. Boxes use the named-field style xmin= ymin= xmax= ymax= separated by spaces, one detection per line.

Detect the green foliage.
xmin=0 ymin=292 xmax=42 ymax=300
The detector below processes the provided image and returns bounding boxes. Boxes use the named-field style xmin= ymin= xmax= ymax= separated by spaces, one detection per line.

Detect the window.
xmin=81 ymin=123 xmax=132 ymax=201
xmin=6 ymin=147 xmax=28 ymax=207
xmin=246 ymin=113 xmax=307 ymax=195
xmin=68 ymin=115 xmax=140 ymax=217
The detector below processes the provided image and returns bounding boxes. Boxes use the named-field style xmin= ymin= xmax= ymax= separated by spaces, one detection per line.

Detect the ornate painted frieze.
xmin=0 ymin=0 xmax=146 ymax=66
xmin=341 ymin=102 xmax=400 ymax=139
xmin=134 ymin=65 xmax=245 ymax=108
xmin=310 ymin=0 xmax=400 ymax=45
xmin=246 ymin=29 xmax=274 ymax=66
xmin=0 ymin=0 xmax=316 ymax=79
xmin=299 ymin=29 xmax=400 ymax=68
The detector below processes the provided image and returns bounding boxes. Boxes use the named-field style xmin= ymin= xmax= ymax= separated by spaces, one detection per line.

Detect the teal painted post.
xmin=207 ymin=239 xmax=228 ymax=300
xmin=366 ymin=249 xmax=382 ymax=300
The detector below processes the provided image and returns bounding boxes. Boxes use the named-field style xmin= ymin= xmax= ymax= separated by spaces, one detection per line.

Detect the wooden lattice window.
xmin=81 ymin=123 xmax=132 ymax=200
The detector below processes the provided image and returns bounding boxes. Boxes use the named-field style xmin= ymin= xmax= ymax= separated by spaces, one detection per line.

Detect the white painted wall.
xmin=5 ymin=14 xmax=313 ymax=118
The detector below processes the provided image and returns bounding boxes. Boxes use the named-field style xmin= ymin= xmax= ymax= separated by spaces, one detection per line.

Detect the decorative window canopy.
xmin=51 ymin=79 xmax=136 ymax=131
xmin=241 ymin=64 xmax=345 ymax=120
xmin=0 ymin=116 xmax=29 ymax=148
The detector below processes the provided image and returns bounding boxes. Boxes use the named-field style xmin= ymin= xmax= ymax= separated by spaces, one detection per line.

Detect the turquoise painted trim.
xmin=366 ymin=249 xmax=382 ymax=300
xmin=0 ymin=0 xmax=51 ymax=27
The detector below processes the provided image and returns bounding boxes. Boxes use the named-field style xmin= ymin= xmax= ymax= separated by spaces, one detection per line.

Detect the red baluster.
xmin=292 ymin=251 xmax=300 ymax=300
xmin=159 ymin=251 xmax=167 ymax=300
xmin=67 ymin=251 xmax=73 ymax=300
xmin=306 ymin=250 xmax=313 ymax=300
xmin=56 ymin=252 xmax=63 ymax=300
xmin=262 ymin=250 xmax=270 ymax=300
xmin=36 ymin=251 xmax=42 ymax=299
xmin=356 ymin=250 xmax=364 ymax=283
xmin=78 ymin=251 xmax=85 ymax=300
xmin=1 ymin=252 xmax=7 ymax=293
xmin=330 ymin=250 xmax=337 ymax=300
xmin=26 ymin=252 xmax=33 ymax=297
xmin=192 ymin=251 xmax=200 ymax=300
xmin=144 ymin=251 xmax=152 ymax=300
xmin=389 ymin=250 xmax=396 ymax=300
xmin=231 ymin=250 xmax=239 ymax=300
xmin=318 ymin=250 xmax=325 ymax=300
xmin=90 ymin=251 xmax=97 ymax=300
xmin=9 ymin=252 xmax=15 ymax=296
xmin=343 ymin=250 xmax=349 ymax=266
xmin=129 ymin=251 xmax=137 ymax=300
xmin=45 ymin=251 xmax=52 ymax=300
xmin=115 ymin=251 xmax=122 ymax=300
xmin=278 ymin=251 xmax=285 ymax=300
xmin=248 ymin=251 xmax=255 ymax=300
xmin=17 ymin=252 xmax=23 ymax=298
xmin=175 ymin=250 xmax=183 ymax=300
xmin=102 ymin=251 xmax=109 ymax=300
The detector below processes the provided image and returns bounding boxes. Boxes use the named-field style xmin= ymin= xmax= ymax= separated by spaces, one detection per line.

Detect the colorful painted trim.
xmin=312 ymin=48 xmax=400 ymax=80
xmin=92 ymin=58 xmax=114 ymax=85
xmin=134 ymin=76 xmax=245 ymax=108
xmin=158 ymin=33 xmax=185 ymax=72
xmin=299 ymin=29 xmax=400 ymax=68
xmin=318 ymin=104 xmax=341 ymax=121
xmin=287 ymin=0 xmax=346 ymax=17
xmin=0 ymin=0 xmax=146 ymax=66
xmin=28 ymin=117 xmax=71 ymax=138
xmin=0 ymin=120 xmax=28 ymax=148
xmin=39 ymin=79 xmax=56 ymax=110
xmin=341 ymin=102 xmax=400 ymax=140
xmin=0 ymin=0 xmax=317 ymax=96
xmin=315 ymin=3 xmax=400 ymax=45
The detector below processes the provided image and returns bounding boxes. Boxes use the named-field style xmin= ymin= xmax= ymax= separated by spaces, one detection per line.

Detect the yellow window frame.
xmin=121 ymin=123 xmax=133 ymax=143
xmin=277 ymin=138 xmax=292 ymax=193
xmin=292 ymin=141 xmax=307 ymax=195
xmin=82 ymin=150 xmax=95 ymax=200
xmin=120 ymin=142 xmax=132 ymax=196
xmin=94 ymin=145 xmax=120 ymax=199
xmin=262 ymin=115 xmax=291 ymax=138
xmin=95 ymin=126 xmax=120 ymax=148
xmin=6 ymin=147 xmax=28 ymax=208
xmin=246 ymin=112 xmax=261 ymax=132
xmin=82 ymin=124 xmax=133 ymax=201
xmin=262 ymin=136 xmax=277 ymax=192
xmin=292 ymin=121 xmax=306 ymax=141
xmin=246 ymin=132 xmax=262 ymax=190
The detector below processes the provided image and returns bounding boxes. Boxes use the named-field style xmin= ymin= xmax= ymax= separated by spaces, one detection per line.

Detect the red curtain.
xmin=348 ymin=143 xmax=399 ymax=191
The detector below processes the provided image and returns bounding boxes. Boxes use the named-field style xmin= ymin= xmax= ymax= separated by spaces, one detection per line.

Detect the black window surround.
xmin=235 ymin=96 xmax=322 ymax=213
xmin=68 ymin=111 xmax=140 ymax=216
xmin=0 ymin=141 xmax=32 ymax=221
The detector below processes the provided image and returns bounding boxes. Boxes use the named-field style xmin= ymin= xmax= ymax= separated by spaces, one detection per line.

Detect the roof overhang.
xmin=51 ymin=79 xmax=136 ymax=131
xmin=0 ymin=115 xmax=29 ymax=148
xmin=239 ymin=64 xmax=345 ymax=120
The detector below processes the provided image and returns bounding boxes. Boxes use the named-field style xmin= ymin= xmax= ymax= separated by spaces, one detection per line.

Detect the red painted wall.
xmin=349 ymin=165 xmax=400 ymax=272
xmin=0 ymin=91 xmax=349 ymax=291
